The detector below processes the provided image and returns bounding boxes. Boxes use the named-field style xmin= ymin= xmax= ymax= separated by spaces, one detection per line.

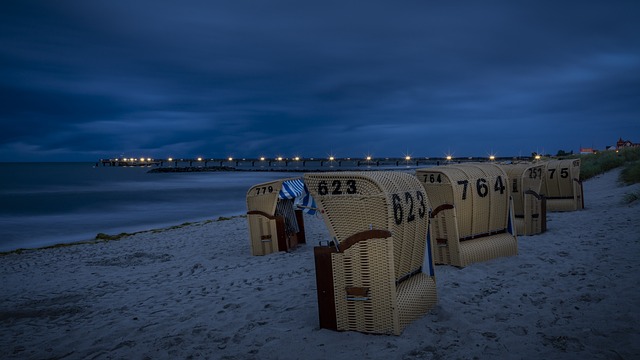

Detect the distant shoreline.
xmin=146 ymin=166 xmax=237 ymax=173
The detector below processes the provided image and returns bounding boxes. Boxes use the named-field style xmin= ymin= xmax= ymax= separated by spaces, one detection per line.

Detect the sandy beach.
xmin=1 ymin=169 xmax=639 ymax=359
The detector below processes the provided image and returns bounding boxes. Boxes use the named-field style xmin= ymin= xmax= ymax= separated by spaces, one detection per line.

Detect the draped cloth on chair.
xmin=279 ymin=179 xmax=317 ymax=215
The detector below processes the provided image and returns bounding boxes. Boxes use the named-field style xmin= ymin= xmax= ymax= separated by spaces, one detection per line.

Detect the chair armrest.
xmin=524 ymin=189 xmax=542 ymax=200
xmin=247 ymin=210 xmax=277 ymax=219
xmin=339 ymin=229 xmax=393 ymax=252
xmin=430 ymin=204 xmax=454 ymax=218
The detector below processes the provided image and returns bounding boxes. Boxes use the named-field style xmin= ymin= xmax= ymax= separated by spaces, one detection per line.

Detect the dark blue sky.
xmin=1 ymin=1 xmax=639 ymax=161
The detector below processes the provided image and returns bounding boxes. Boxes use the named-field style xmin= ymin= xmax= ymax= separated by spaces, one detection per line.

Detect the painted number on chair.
xmin=548 ymin=168 xmax=569 ymax=179
xmin=527 ymin=167 xmax=543 ymax=179
xmin=255 ymin=186 xmax=274 ymax=195
xmin=457 ymin=176 xmax=506 ymax=200
xmin=392 ymin=191 xmax=427 ymax=225
xmin=317 ymin=179 xmax=357 ymax=195
xmin=423 ymin=173 xmax=442 ymax=184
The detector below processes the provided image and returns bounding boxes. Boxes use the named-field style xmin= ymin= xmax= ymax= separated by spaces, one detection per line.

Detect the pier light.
xmin=277 ymin=156 xmax=283 ymax=161
xmin=260 ymin=157 xmax=266 ymax=161
xmin=534 ymin=155 xmax=541 ymax=160
xmin=168 ymin=157 xmax=173 ymax=161
xmin=294 ymin=156 xmax=300 ymax=161
xmin=147 ymin=158 xmax=151 ymax=161
xmin=366 ymin=156 xmax=372 ymax=161
xmin=140 ymin=158 xmax=145 ymax=162
xmin=228 ymin=157 xmax=233 ymax=161
xmin=405 ymin=156 xmax=411 ymax=161
xmin=197 ymin=157 xmax=202 ymax=161
xmin=329 ymin=156 xmax=335 ymax=161
xmin=446 ymin=155 xmax=452 ymax=161
xmin=489 ymin=155 xmax=495 ymax=161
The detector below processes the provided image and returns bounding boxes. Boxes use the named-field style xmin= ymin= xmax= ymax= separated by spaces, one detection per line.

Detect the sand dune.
xmin=1 ymin=169 xmax=639 ymax=359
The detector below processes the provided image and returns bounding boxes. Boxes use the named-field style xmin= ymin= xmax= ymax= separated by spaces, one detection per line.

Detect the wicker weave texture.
xmin=306 ymin=171 xmax=436 ymax=335
xmin=246 ymin=178 xmax=297 ymax=255
xmin=396 ymin=272 xmax=437 ymax=330
xmin=246 ymin=215 xmax=277 ymax=255
xmin=416 ymin=164 xmax=517 ymax=267
xmin=417 ymin=164 xmax=510 ymax=238
xmin=304 ymin=172 xmax=431 ymax=280
xmin=541 ymin=159 xmax=583 ymax=212
xmin=331 ymin=238 xmax=398 ymax=334
xmin=547 ymin=198 xmax=579 ymax=212
xmin=247 ymin=178 xmax=289 ymax=215
xmin=499 ymin=163 xmax=545 ymax=235
xmin=430 ymin=208 xmax=460 ymax=265
xmin=457 ymin=232 xmax=518 ymax=267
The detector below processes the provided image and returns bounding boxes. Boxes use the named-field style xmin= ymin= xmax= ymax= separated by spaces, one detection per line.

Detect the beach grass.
xmin=580 ymin=147 xmax=640 ymax=183
xmin=621 ymin=160 xmax=640 ymax=204
xmin=620 ymin=159 xmax=640 ymax=184
xmin=623 ymin=190 xmax=640 ymax=204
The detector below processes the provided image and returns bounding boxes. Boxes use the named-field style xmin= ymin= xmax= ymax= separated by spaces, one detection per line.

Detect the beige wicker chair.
xmin=246 ymin=178 xmax=306 ymax=256
xmin=541 ymin=159 xmax=584 ymax=212
xmin=499 ymin=163 xmax=547 ymax=236
xmin=304 ymin=171 xmax=437 ymax=335
xmin=416 ymin=163 xmax=517 ymax=267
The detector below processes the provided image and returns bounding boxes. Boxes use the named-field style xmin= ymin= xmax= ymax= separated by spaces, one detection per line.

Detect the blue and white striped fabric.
xmin=279 ymin=179 xmax=317 ymax=215
xmin=279 ymin=179 xmax=305 ymax=200
xmin=299 ymin=184 xmax=317 ymax=215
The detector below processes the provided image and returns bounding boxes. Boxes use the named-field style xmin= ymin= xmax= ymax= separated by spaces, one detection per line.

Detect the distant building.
xmin=580 ymin=147 xmax=595 ymax=154
xmin=616 ymin=137 xmax=640 ymax=149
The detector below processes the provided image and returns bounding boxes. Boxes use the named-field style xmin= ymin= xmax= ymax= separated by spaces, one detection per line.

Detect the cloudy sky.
xmin=1 ymin=1 xmax=639 ymax=161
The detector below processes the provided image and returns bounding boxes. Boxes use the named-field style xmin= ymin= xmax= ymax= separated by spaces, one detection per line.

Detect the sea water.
xmin=0 ymin=163 xmax=301 ymax=252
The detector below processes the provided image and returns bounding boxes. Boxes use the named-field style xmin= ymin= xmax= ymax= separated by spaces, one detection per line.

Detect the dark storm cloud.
xmin=1 ymin=1 xmax=639 ymax=161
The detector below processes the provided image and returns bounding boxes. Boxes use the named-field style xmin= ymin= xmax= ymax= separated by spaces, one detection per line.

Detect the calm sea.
xmin=0 ymin=163 xmax=302 ymax=252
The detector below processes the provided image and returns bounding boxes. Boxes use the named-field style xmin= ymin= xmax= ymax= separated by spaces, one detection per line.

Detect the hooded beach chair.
xmin=246 ymin=178 xmax=314 ymax=255
xmin=540 ymin=159 xmax=584 ymax=212
xmin=498 ymin=163 xmax=547 ymax=236
xmin=304 ymin=171 xmax=437 ymax=335
xmin=416 ymin=163 xmax=517 ymax=267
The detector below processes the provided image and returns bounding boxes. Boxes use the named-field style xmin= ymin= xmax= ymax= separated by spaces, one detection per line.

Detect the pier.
xmin=98 ymin=156 xmax=528 ymax=170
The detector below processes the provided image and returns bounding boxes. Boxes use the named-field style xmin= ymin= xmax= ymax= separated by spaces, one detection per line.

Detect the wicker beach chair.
xmin=246 ymin=178 xmax=307 ymax=256
xmin=541 ymin=159 xmax=584 ymax=212
xmin=499 ymin=163 xmax=547 ymax=236
xmin=304 ymin=171 xmax=437 ymax=335
xmin=416 ymin=163 xmax=517 ymax=267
